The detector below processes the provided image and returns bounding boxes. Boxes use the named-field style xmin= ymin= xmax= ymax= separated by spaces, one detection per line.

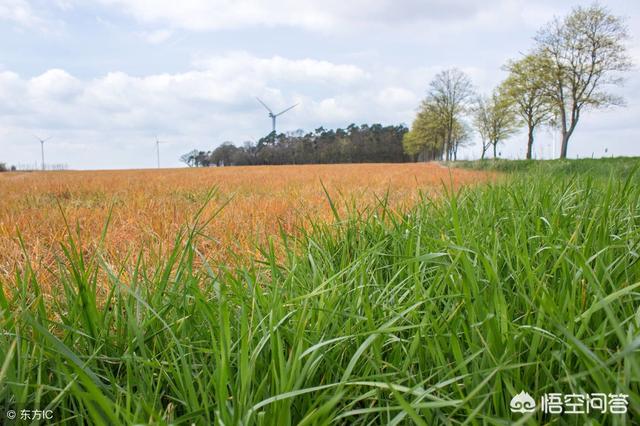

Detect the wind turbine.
xmin=155 ymin=136 xmax=168 ymax=169
xmin=256 ymin=97 xmax=298 ymax=135
xmin=34 ymin=135 xmax=52 ymax=171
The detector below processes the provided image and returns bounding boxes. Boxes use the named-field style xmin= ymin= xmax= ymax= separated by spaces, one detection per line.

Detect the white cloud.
xmin=0 ymin=0 xmax=74 ymax=32
xmin=193 ymin=52 xmax=368 ymax=85
xmin=376 ymin=87 xmax=419 ymax=108
xmin=0 ymin=0 xmax=552 ymax=33
xmin=139 ymin=29 xmax=173 ymax=44
xmin=95 ymin=0 xmax=504 ymax=32
xmin=313 ymin=97 xmax=354 ymax=122
xmin=0 ymin=0 xmax=43 ymax=27
xmin=28 ymin=69 xmax=81 ymax=100
xmin=0 ymin=71 xmax=26 ymax=113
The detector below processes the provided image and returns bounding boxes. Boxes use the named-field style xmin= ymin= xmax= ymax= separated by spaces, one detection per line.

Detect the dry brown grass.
xmin=0 ymin=163 xmax=496 ymax=291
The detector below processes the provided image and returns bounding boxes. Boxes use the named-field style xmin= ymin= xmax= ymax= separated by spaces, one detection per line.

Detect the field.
xmin=0 ymin=163 xmax=493 ymax=292
xmin=1 ymin=159 xmax=639 ymax=424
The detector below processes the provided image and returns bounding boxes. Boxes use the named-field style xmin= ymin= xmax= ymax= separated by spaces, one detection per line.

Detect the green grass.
xmin=452 ymin=156 xmax=640 ymax=179
xmin=1 ymin=160 xmax=640 ymax=424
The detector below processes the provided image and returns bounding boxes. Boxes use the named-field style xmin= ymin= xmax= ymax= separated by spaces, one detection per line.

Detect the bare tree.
xmin=535 ymin=4 xmax=632 ymax=158
xmin=180 ymin=150 xmax=200 ymax=167
xmin=428 ymin=68 xmax=475 ymax=161
xmin=451 ymin=120 xmax=472 ymax=162
xmin=473 ymin=91 xmax=518 ymax=159
xmin=473 ymin=97 xmax=493 ymax=160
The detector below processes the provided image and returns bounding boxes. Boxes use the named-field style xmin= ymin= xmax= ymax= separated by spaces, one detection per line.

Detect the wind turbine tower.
xmin=155 ymin=136 xmax=168 ymax=169
xmin=256 ymin=98 xmax=298 ymax=135
xmin=34 ymin=135 xmax=52 ymax=171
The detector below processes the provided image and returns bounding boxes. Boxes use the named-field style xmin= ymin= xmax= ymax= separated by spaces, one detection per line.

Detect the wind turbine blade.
xmin=275 ymin=103 xmax=298 ymax=116
xmin=34 ymin=134 xmax=52 ymax=142
xmin=256 ymin=97 xmax=273 ymax=114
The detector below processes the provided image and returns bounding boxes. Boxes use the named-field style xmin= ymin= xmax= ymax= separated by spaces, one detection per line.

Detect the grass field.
xmin=1 ymin=159 xmax=639 ymax=424
xmin=0 ymin=163 xmax=493 ymax=292
xmin=452 ymin=156 xmax=640 ymax=178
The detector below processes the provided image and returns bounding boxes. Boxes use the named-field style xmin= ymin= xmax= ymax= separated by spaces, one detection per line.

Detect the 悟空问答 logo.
xmin=510 ymin=391 xmax=536 ymax=413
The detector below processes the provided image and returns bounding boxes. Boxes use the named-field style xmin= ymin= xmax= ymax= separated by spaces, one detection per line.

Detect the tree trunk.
xmin=526 ymin=127 xmax=534 ymax=160
xmin=493 ymin=142 xmax=497 ymax=159
xmin=558 ymin=106 xmax=570 ymax=159
xmin=560 ymin=132 xmax=569 ymax=159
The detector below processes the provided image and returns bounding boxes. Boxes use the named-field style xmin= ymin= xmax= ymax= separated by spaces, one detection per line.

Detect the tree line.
xmin=181 ymin=124 xmax=410 ymax=167
xmin=405 ymin=4 xmax=631 ymax=161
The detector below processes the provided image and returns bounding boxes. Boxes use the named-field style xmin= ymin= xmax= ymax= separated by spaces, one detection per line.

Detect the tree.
xmin=403 ymin=99 xmax=447 ymax=161
xmin=211 ymin=142 xmax=240 ymax=166
xmin=428 ymin=68 xmax=475 ymax=161
xmin=183 ymin=124 xmax=409 ymax=167
xmin=180 ymin=150 xmax=213 ymax=167
xmin=473 ymin=97 xmax=492 ymax=160
xmin=450 ymin=120 xmax=472 ymax=161
xmin=180 ymin=150 xmax=200 ymax=167
xmin=195 ymin=151 xmax=212 ymax=167
xmin=473 ymin=91 xmax=518 ymax=159
xmin=402 ymin=130 xmax=421 ymax=160
xmin=535 ymin=4 xmax=632 ymax=158
xmin=501 ymin=54 xmax=554 ymax=159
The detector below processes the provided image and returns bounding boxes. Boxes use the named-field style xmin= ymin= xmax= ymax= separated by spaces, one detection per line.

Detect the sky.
xmin=0 ymin=0 xmax=638 ymax=169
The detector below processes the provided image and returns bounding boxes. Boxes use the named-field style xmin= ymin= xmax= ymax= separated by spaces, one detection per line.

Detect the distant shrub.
xmin=0 ymin=163 xmax=7 ymax=172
